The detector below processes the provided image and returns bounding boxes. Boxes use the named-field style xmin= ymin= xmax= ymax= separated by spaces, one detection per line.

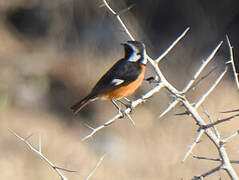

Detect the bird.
xmin=71 ymin=40 xmax=147 ymax=114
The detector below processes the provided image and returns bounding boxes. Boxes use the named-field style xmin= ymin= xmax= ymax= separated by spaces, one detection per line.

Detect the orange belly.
xmin=103 ymin=65 xmax=146 ymax=99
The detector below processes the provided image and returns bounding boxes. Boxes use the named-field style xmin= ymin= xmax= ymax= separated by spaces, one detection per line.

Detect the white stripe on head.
xmin=141 ymin=50 xmax=147 ymax=65
xmin=127 ymin=43 xmax=147 ymax=65
xmin=127 ymin=50 xmax=141 ymax=62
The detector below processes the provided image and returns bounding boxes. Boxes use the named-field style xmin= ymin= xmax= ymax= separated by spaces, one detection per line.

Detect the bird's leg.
xmin=111 ymin=99 xmax=123 ymax=115
xmin=111 ymin=99 xmax=135 ymax=126
xmin=123 ymin=97 xmax=133 ymax=112
xmin=116 ymin=98 xmax=133 ymax=113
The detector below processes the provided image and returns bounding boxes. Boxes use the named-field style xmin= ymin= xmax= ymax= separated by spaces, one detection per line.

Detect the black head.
xmin=121 ymin=41 xmax=147 ymax=65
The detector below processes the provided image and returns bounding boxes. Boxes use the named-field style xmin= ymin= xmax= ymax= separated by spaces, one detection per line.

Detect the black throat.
xmin=124 ymin=45 xmax=134 ymax=59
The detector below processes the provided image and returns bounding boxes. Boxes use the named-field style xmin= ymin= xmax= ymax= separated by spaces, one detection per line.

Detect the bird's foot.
xmin=144 ymin=76 xmax=160 ymax=83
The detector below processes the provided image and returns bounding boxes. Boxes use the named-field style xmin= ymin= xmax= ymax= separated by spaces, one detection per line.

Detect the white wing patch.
xmin=111 ymin=79 xmax=125 ymax=86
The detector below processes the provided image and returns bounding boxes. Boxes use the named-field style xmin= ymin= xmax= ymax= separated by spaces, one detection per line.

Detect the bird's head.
xmin=121 ymin=41 xmax=147 ymax=65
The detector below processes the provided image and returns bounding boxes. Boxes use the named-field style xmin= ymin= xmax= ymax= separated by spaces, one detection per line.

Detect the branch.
xmin=82 ymin=82 xmax=164 ymax=141
xmin=100 ymin=1 xmax=238 ymax=179
xmin=86 ymin=154 xmax=106 ymax=180
xmin=192 ymin=165 xmax=221 ymax=180
xmin=226 ymin=35 xmax=239 ymax=90
xmin=182 ymin=41 xmax=223 ymax=94
xmin=159 ymin=42 xmax=223 ymax=118
xmin=193 ymin=155 xmax=221 ymax=162
xmin=182 ymin=129 xmax=204 ymax=162
xmin=155 ymin=27 xmax=190 ymax=63
xmin=195 ymin=67 xmax=228 ymax=109
xmin=221 ymin=109 xmax=239 ymax=113
xmin=201 ymin=113 xmax=239 ymax=131
xmin=9 ymin=129 xmax=76 ymax=180
xmin=103 ymin=0 xmax=188 ymax=89
xmin=117 ymin=4 xmax=136 ymax=16
xmin=202 ymin=106 xmax=220 ymax=138
xmin=193 ymin=155 xmax=239 ymax=164
xmin=181 ymin=97 xmax=239 ymax=179
xmin=169 ymin=66 xmax=227 ymax=118
xmin=221 ymin=130 xmax=239 ymax=143
xmin=201 ymin=117 xmax=233 ymax=129
xmin=102 ymin=0 xmax=135 ymax=40
xmin=83 ymin=2 xmax=189 ymax=139
xmin=158 ymin=98 xmax=179 ymax=118
xmin=187 ymin=66 xmax=218 ymax=93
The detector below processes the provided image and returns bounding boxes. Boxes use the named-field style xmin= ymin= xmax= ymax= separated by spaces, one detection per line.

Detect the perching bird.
xmin=71 ymin=41 xmax=147 ymax=114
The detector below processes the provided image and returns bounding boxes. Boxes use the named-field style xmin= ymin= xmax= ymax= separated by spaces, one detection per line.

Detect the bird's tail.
xmin=71 ymin=95 xmax=96 ymax=114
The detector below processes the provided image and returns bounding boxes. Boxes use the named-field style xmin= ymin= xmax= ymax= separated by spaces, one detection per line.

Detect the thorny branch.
xmin=9 ymin=130 xmax=75 ymax=180
xmin=10 ymin=130 xmax=106 ymax=180
xmin=11 ymin=1 xmax=239 ymax=179
xmin=182 ymin=129 xmax=204 ymax=162
xmin=202 ymin=107 xmax=220 ymax=138
xmin=193 ymin=155 xmax=239 ymax=164
xmin=159 ymin=41 xmax=223 ymax=118
xmin=83 ymin=0 xmax=189 ymax=140
xmin=226 ymin=35 xmax=239 ymax=90
xmin=82 ymin=82 xmax=164 ymax=141
xmin=192 ymin=165 xmax=222 ymax=180
xmin=86 ymin=154 xmax=106 ymax=180
xmin=83 ymin=1 xmax=239 ymax=179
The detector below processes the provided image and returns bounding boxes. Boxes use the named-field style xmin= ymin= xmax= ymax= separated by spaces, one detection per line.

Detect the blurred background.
xmin=1 ymin=0 xmax=239 ymax=179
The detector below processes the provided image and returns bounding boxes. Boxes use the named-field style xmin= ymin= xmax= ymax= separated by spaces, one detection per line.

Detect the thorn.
xmin=125 ymin=113 xmax=135 ymax=127
xmin=99 ymin=3 xmax=106 ymax=8
xmin=117 ymin=3 xmax=136 ymax=16
xmin=84 ymin=123 xmax=95 ymax=130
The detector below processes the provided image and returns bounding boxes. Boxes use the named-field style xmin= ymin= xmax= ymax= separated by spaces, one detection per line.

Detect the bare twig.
xmin=166 ymin=66 xmax=227 ymax=117
xmin=99 ymin=1 xmax=238 ymax=179
xmin=187 ymin=66 xmax=218 ymax=93
xmin=181 ymin=98 xmax=239 ymax=179
xmin=10 ymin=1 xmax=238 ymax=180
xmin=193 ymin=155 xmax=221 ymax=162
xmin=226 ymin=35 xmax=239 ymax=90
xmin=86 ymin=154 xmax=106 ymax=180
xmin=195 ymin=67 xmax=228 ymax=109
xmin=192 ymin=165 xmax=222 ymax=180
xmin=102 ymin=0 xmax=135 ymax=40
xmin=182 ymin=41 xmax=223 ymax=94
xmin=159 ymin=42 xmax=223 ymax=119
xmin=221 ymin=130 xmax=239 ymax=143
xmin=9 ymin=129 xmax=76 ymax=180
xmin=158 ymin=98 xmax=179 ymax=118
xmin=82 ymin=83 xmax=164 ymax=141
xmin=193 ymin=155 xmax=239 ymax=164
xmin=182 ymin=129 xmax=204 ymax=162
xmin=201 ymin=117 xmax=233 ymax=130
xmin=83 ymin=2 xmax=189 ymax=139
xmin=215 ymin=113 xmax=239 ymax=125
xmin=202 ymin=106 xmax=220 ymax=138
xmin=117 ymin=4 xmax=136 ymax=16
xmin=221 ymin=109 xmax=239 ymax=113
xmin=155 ymin=27 xmax=190 ymax=63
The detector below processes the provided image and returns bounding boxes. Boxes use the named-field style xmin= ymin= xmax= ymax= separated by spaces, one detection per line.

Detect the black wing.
xmin=90 ymin=59 xmax=142 ymax=96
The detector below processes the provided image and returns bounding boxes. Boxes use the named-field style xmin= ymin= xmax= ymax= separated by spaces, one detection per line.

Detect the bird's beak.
xmin=120 ymin=43 xmax=126 ymax=46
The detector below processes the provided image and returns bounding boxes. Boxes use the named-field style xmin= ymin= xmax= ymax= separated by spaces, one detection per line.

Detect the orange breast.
xmin=103 ymin=65 xmax=146 ymax=99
